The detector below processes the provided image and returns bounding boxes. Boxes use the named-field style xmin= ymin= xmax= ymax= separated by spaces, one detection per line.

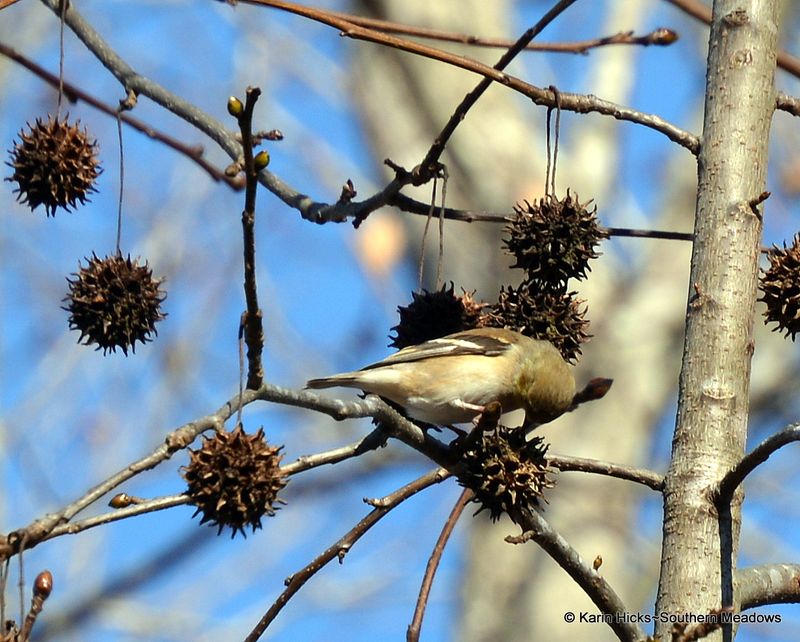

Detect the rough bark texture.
xmin=654 ymin=1 xmax=778 ymax=639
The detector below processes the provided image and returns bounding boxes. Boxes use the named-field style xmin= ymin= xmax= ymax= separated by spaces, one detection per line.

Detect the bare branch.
xmin=507 ymin=508 xmax=645 ymax=642
xmin=280 ymin=427 xmax=389 ymax=476
xmin=244 ymin=468 xmax=451 ymax=642
xmin=262 ymin=386 xmax=457 ymax=468
xmin=714 ymin=423 xmax=800 ymax=507
xmin=0 ymin=385 xmax=253 ymax=558
xmin=237 ymin=0 xmax=699 ymax=170
xmin=548 ymin=454 xmax=664 ymax=491
xmin=414 ymin=0 xmax=581 ymax=180
xmin=43 ymin=495 xmax=190 ymax=541
xmin=777 ymin=92 xmax=800 ymax=117
xmin=41 ymin=0 xmax=697 ymax=232
xmin=325 ymin=8 xmax=678 ymax=55
xmin=738 ymin=564 xmax=800 ymax=610
xmin=407 ymin=488 xmax=473 ymax=642
xmin=234 ymin=87 xmax=266 ymax=390
xmin=391 ymin=194 xmax=695 ymax=242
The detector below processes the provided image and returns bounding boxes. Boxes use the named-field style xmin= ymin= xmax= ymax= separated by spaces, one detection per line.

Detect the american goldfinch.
xmin=306 ymin=328 xmax=575 ymax=426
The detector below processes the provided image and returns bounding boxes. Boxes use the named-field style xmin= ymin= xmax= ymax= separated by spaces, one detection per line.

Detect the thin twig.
xmin=0 ymin=41 xmax=242 ymax=189
xmin=265 ymin=386 xmax=458 ymax=469
xmin=235 ymin=87 xmax=266 ymax=389
xmin=407 ymin=488 xmax=472 ymax=642
xmin=244 ymin=468 xmax=451 ymax=642
xmin=237 ymin=0 xmax=699 ymax=167
xmin=777 ymin=92 xmax=800 ymax=117
xmin=417 ymin=0 xmax=580 ymax=180
xmin=43 ymin=495 xmax=190 ymax=541
xmin=0 ymin=386 xmax=244 ymax=558
xmin=57 ymin=0 xmax=65 ymax=114
xmin=324 ymin=9 xmax=678 ymax=55
xmin=714 ymin=422 xmax=800 ymax=507
xmin=115 ymin=109 xmax=125 ymax=254
xmin=41 ymin=0 xmax=697 ymax=230
xmin=390 ymin=194 xmax=697 ymax=242
xmin=547 ymin=454 xmax=664 ymax=491
xmin=280 ymin=426 xmax=389 ymax=476
xmin=508 ymin=508 xmax=645 ymax=642
xmin=605 ymin=226 xmax=693 ymax=242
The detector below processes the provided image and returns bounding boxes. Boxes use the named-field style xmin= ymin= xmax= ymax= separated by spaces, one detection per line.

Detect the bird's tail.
xmin=305 ymin=373 xmax=360 ymax=389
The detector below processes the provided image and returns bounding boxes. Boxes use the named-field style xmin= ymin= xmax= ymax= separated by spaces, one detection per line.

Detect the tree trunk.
xmin=654 ymin=1 xmax=778 ymax=639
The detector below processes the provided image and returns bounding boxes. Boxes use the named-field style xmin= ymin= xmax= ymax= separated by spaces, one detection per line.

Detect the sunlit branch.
xmin=508 ymin=508 xmax=645 ymax=642
xmin=244 ymin=468 xmax=450 ymax=642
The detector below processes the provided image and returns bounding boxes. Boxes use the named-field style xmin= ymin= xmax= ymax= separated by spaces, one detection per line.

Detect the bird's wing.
xmin=360 ymin=331 xmax=513 ymax=370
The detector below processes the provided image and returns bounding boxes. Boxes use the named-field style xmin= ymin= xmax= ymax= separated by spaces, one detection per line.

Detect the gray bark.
xmin=654 ymin=1 xmax=778 ymax=639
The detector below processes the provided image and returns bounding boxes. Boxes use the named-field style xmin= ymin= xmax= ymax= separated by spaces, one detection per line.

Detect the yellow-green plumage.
xmin=306 ymin=328 xmax=575 ymax=426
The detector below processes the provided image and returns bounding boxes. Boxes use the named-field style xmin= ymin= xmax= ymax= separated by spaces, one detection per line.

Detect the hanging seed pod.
xmin=389 ymin=283 xmax=485 ymax=349
xmin=481 ymin=282 xmax=590 ymax=364
xmin=6 ymin=115 xmax=101 ymax=216
xmin=63 ymin=253 xmax=166 ymax=355
xmin=182 ymin=425 xmax=287 ymax=538
xmin=504 ymin=190 xmax=607 ymax=287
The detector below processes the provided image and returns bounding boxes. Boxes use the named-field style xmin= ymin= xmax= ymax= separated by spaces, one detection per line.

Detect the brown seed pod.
xmin=480 ymin=282 xmax=590 ymax=364
xmin=6 ymin=115 xmax=101 ymax=216
xmin=63 ymin=253 xmax=166 ymax=355
xmin=759 ymin=234 xmax=800 ymax=340
xmin=504 ymin=190 xmax=607 ymax=287
xmin=182 ymin=425 xmax=287 ymax=538
xmin=458 ymin=424 xmax=554 ymax=522
xmin=389 ymin=283 xmax=486 ymax=349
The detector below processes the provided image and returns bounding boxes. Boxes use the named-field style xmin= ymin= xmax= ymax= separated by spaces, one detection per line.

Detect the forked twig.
xmin=244 ymin=468 xmax=451 ymax=642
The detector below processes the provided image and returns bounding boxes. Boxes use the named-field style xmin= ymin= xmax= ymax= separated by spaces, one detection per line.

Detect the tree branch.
xmin=548 ymin=454 xmax=664 ymax=491
xmin=0 ymin=385 xmax=251 ymax=558
xmin=714 ymin=422 xmax=800 ymax=507
xmin=507 ymin=508 xmax=645 ymax=642
xmin=280 ymin=427 xmax=390 ymax=476
xmin=414 ymin=0 xmax=581 ymax=180
xmin=235 ymin=87 xmax=266 ymax=390
xmin=777 ymin=92 xmax=800 ymax=117
xmin=43 ymin=495 xmax=190 ymax=541
xmin=244 ymin=467 xmax=451 ymax=642
xmin=407 ymin=488 xmax=473 ymax=642
xmin=41 ymin=0 xmax=698 ymax=231
xmin=325 ymin=8 xmax=678 ymax=55
xmin=738 ymin=563 xmax=800 ymax=610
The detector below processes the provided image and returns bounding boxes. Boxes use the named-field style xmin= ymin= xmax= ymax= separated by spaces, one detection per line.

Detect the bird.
xmin=306 ymin=327 xmax=576 ymax=427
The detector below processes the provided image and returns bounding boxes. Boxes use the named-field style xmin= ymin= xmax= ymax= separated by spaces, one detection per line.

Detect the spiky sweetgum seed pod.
xmin=63 ymin=253 xmax=166 ymax=355
xmin=481 ymin=282 xmax=590 ymax=364
xmin=759 ymin=234 xmax=800 ymax=340
xmin=6 ymin=115 xmax=101 ymax=216
xmin=504 ymin=190 xmax=607 ymax=286
xmin=389 ymin=282 xmax=485 ymax=349
xmin=458 ymin=425 xmax=554 ymax=522
xmin=182 ymin=425 xmax=287 ymax=538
